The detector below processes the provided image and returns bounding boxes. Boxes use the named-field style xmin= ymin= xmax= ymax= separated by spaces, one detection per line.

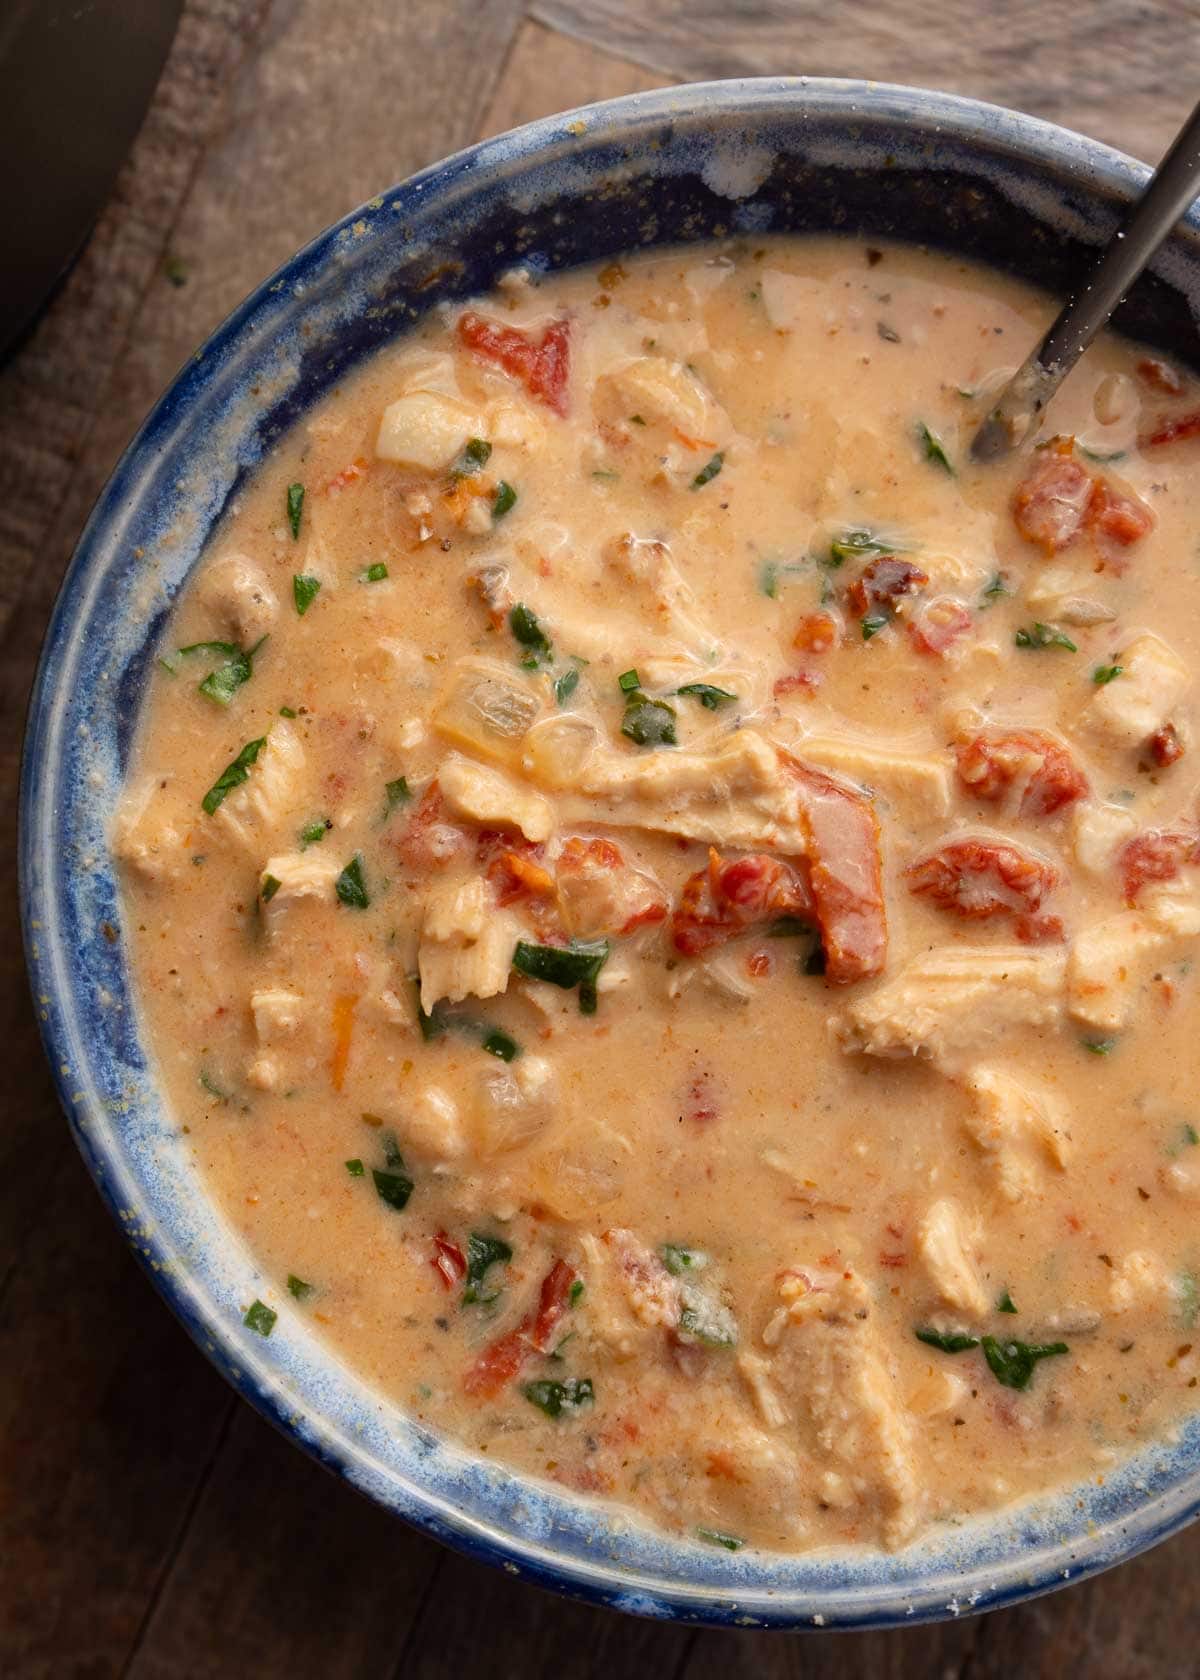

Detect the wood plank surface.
xmin=3 ymin=2 xmax=1200 ymax=1676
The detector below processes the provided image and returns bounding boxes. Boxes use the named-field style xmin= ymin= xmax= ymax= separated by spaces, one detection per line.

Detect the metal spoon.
xmin=971 ymin=100 xmax=1200 ymax=462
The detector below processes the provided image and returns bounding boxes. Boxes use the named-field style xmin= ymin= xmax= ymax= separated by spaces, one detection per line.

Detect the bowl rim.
xmin=19 ymin=74 xmax=1200 ymax=1630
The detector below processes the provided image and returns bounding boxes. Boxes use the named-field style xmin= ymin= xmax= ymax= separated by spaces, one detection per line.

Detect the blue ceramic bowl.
xmin=20 ymin=78 xmax=1200 ymax=1629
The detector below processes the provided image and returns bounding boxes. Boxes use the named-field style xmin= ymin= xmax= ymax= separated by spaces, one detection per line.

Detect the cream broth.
xmin=116 ymin=239 xmax=1200 ymax=1554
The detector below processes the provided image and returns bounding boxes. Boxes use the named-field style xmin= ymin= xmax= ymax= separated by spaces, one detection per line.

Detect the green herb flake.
xmin=660 ymin=1243 xmax=708 ymax=1277
xmin=509 ymin=603 xmax=552 ymax=662
xmin=915 ymin=1327 xmax=980 ymax=1354
xmin=279 ymin=705 xmax=298 ymax=718
xmin=450 ymin=436 xmax=492 ymax=478
xmin=492 ymin=480 xmax=518 ymax=520
xmin=1082 ymin=1035 xmax=1116 ymax=1056
xmin=690 ymin=451 xmax=724 ymax=490
xmin=345 ymin=1158 xmax=365 ymax=1177
xmin=260 ymin=873 xmax=282 ymax=904
xmin=629 ymin=413 xmax=646 ymax=426
xmin=372 ymin=1164 xmax=414 ymax=1212
xmin=678 ymin=1290 xmax=738 ymax=1349
xmin=481 ymin=1028 xmax=521 ymax=1062
xmin=554 ymin=667 xmax=580 ymax=706
xmin=980 ymin=1334 xmax=1068 ymax=1390
xmin=292 ymin=574 xmax=321 ymax=616
xmin=1015 ymin=622 xmax=1077 ymax=652
xmin=177 ymin=637 xmax=267 ymax=708
xmin=676 ymin=682 xmax=737 ymax=711
xmin=1093 ymin=663 xmax=1124 ymax=685
xmin=385 ymin=776 xmax=411 ymax=813
xmin=513 ymin=939 xmax=610 ymax=992
xmin=522 ymin=1377 xmax=594 ymax=1418
xmin=201 ymin=736 xmax=267 ymax=815
xmin=759 ymin=559 xmax=779 ymax=598
xmin=996 ymin=1288 xmax=1018 ymax=1315
xmin=917 ymin=421 xmax=955 ymax=474
xmin=861 ymin=612 xmax=889 ymax=641
xmin=287 ymin=482 xmax=305 ymax=540
xmin=621 ymin=694 xmax=677 ymax=747
xmin=287 ymin=1275 xmax=314 ymax=1300
xmin=299 ymin=819 xmax=328 ymax=848
xmin=364 ymin=562 xmax=389 ymax=583
xmin=463 ymin=1232 xmax=513 ymax=1304
xmin=617 ymin=668 xmax=641 ymax=693
xmin=335 ymin=854 xmax=370 ymax=910
xmin=696 ymin=1527 xmax=744 ymax=1552
xmin=980 ymin=572 xmax=1012 ymax=606
xmin=1168 ymin=1122 xmax=1200 ymax=1157
xmin=158 ymin=653 xmax=181 ymax=676
xmin=569 ymin=1279 xmax=584 ymax=1306
xmin=198 ymin=1067 xmax=230 ymax=1102
xmin=243 ymin=1299 xmax=277 ymax=1337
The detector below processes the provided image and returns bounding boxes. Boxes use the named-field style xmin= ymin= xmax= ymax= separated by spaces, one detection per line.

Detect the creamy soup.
xmin=115 ymin=238 xmax=1200 ymax=1555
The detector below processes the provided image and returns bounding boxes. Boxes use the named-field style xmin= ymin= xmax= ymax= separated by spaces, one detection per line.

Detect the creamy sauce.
xmin=116 ymin=239 xmax=1200 ymax=1554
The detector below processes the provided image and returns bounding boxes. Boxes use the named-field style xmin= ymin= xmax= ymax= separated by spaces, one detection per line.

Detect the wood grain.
xmin=535 ymin=0 xmax=1197 ymax=163
xmin=6 ymin=1 xmax=1200 ymax=1675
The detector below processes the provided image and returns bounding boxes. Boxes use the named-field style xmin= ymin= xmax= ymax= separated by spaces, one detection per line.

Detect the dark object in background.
xmin=0 ymin=0 xmax=182 ymax=356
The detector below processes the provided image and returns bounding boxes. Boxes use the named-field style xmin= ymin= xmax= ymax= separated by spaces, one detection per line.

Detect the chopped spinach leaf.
xmin=450 ymin=436 xmax=492 ymax=478
xmin=509 ymin=603 xmax=552 ymax=662
xmin=201 ymin=736 xmax=266 ymax=815
xmin=828 ymin=530 xmax=887 ymax=568
xmin=996 ymin=1288 xmax=1018 ymax=1315
xmin=243 ymin=1299 xmax=277 ymax=1337
xmin=690 ymin=451 xmax=724 ymax=490
xmin=980 ymin=571 xmax=1012 ymax=606
xmin=569 ymin=1278 xmax=584 ymax=1306
xmin=287 ymin=1274 xmax=314 ymax=1300
xmin=676 ymin=682 xmax=737 ymax=710
xmin=678 ymin=1289 xmax=737 ymax=1348
xmin=512 ymin=939 xmax=610 ymax=992
xmin=980 ymin=1335 xmax=1068 ymax=1390
xmin=1168 ymin=1122 xmax=1200 ymax=1157
xmin=292 ymin=573 xmax=321 ymax=616
xmin=299 ymin=818 xmax=328 ymax=847
xmin=492 ymin=480 xmax=518 ymax=519
xmin=1082 ymin=1035 xmax=1116 ymax=1056
xmin=279 ymin=705 xmax=297 ymax=718
xmin=364 ymin=562 xmax=389 ymax=583
xmin=1092 ymin=663 xmax=1124 ymax=685
xmin=1015 ymin=622 xmax=1077 ymax=652
xmin=917 ymin=421 xmax=955 ymax=474
xmin=372 ymin=1165 xmax=414 ymax=1211
xmin=617 ymin=668 xmax=641 ymax=693
xmin=554 ymin=667 xmax=580 ymax=706
xmin=861 ymin=612 xmax=889 ymax=641
xmin=463 ymin=1232 xmax=513 ymax=1304
xmin=345 ymin=1158 xmax=365 ymax=1177
xmin=178 ymin=636 xmax=266 ymax=708
xmin=260 ymin=873 xmax=282 ymax=904
xmin=385 ymin=776 xmax=411 ymax=813
xmin=287 ymin=481 xmax=305 ymax=540
xmin=915 ymin=1327 xmax=980 ymax=1354
xmin=660 ymin=1243 xmax=708 ymax=1276
xmin=335 ymin=854 xmax=369 ymax=910
xmin=696 ymin=1527 xmax=744 ymax=1551
xmin=522 ymin=1377 xmax=594 ymax=1418
xmin=481 ymin=1028 xmax=521 ymax=1062
xmin=621 ymin=693 xmax=677 ymax=747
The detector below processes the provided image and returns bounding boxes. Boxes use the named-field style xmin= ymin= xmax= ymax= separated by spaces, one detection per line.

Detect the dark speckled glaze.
xmin=19 ymin=80 xmax=1200 ymax=1629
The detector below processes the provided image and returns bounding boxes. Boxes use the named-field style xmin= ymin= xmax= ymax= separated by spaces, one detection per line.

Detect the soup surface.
xmin=116 ymin=237 xmax=1200 ymax=1554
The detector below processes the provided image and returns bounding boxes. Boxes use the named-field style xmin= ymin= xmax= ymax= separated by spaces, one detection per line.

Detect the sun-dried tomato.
xmin=457 ymin=311 xmax=571 ymax=415
xmin=956 ymin=729 xmax=1088 ymax=818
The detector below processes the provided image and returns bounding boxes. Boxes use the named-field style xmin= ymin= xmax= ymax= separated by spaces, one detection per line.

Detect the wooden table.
xmin=3 ymin=4 xmax=1198 ymax=1673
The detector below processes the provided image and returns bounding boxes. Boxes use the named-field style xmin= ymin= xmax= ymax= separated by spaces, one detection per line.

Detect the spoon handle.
xmin=972 ymin=99 xmax=1200 ymax=460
